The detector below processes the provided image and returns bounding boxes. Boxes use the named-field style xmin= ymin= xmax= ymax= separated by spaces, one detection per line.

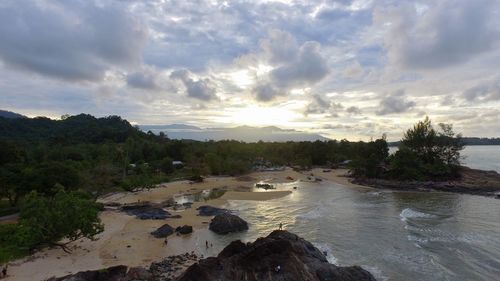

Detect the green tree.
xmin=391 ymin=117 xmax=463 ymax=180
xmin=17 ymin=189 xmax=104 ymax=253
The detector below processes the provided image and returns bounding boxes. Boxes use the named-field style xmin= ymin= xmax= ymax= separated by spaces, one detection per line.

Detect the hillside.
xmin=0 ymin=113 xmax=142 ymax=145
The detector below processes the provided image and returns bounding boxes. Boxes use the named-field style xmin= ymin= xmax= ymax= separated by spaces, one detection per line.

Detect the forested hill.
xmin=0 ymin=114 xmax=143 ymax=145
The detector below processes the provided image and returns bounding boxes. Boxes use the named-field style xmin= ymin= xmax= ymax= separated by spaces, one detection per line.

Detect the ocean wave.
xmin=312 ymin=242 xmax=338 ymax=265
xmin=363 ymin=266 xmax=389 ymax=281
xmin=400 ymin=208 xmax=436 ymax=222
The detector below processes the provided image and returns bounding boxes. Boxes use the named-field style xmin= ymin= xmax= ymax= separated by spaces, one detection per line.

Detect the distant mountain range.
xmin=0 ymin=109 xmax=27 ymax=119
xmin=140 ymin=124 xmax=329 ymax=142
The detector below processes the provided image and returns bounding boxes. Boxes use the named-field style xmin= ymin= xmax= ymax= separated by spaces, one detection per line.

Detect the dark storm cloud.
xmin=376 ymin=90 xmax=416 ymax=115
xmin=0 ymin=0 xmax=147 ymax=82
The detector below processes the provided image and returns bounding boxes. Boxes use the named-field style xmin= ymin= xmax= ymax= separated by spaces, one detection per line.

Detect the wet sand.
xmin=5 ymin=168 xmax=356 ymax=281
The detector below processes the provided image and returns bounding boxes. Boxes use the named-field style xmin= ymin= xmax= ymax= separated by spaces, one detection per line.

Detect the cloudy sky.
xmin=1 ymin=0 xmax=499 ymax=141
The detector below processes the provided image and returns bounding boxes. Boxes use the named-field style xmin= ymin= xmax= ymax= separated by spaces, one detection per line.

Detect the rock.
xmin=196 ymin=205 xmax=230 ymax=216
xmin=176 ymin=225 xmax=193 ymax=234
xmin=209 ymin=213 xmax=248 ymax=234
xmin=127 ymin=266 xmax=153 ymax=280
xmin=121 ymin=203 xmax=171 ymax=220
xmin=151 ymin=224 xmax=175 ymax=238
xmin=47 ymin=265 xmax=128 ymax=281
xmin=178 ymin=230 xmax=376 ymax=281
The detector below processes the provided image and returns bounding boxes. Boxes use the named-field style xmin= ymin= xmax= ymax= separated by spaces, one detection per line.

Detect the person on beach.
xmin=206 ymin=240 xmax=209 ymax=248
xmin=279 ymin=223 xmax=283 ymax=230
xmin=1 ymin=264 xmax=7 ymax=278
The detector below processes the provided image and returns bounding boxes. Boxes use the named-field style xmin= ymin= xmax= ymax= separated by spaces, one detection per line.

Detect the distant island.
xmin=389 ymin=137 xmax=500 ymax=146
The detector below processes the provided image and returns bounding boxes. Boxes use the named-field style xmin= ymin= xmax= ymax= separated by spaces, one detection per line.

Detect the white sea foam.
xmin=363 ymin=266 xmax=389 ymax=281
xmin=312 ymin=242 xmax=339 ymax=265
xmin=400 ymin=208 xmax=435 ymax=222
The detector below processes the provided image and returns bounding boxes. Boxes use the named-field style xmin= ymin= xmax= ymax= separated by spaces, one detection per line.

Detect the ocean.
xmin=199 ymin=146 xmax=500 ymax=281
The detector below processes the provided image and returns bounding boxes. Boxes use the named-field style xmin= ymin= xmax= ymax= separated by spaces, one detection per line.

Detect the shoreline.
xmin=351 ymin=166 xmax=500 ymax=198
xmin=7 ymin=166 xmax=499 ymax=280
xmin=5 ymin=168 xmax=326 ymax=281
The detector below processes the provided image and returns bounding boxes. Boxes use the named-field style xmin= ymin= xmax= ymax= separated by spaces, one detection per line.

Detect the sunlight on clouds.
xmin=228 ymin=69 xmax=254 ymax=88
xmin=213 ymin=105 xmax=301 ymax=127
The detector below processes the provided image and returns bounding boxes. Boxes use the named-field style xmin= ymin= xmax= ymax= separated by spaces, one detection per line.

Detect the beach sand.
xmin=4 ymin=168 xmax=358 ymax=281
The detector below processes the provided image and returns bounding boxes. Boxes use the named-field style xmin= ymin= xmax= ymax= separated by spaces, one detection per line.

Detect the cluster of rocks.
xmin=151 ymin=224 xmax=193 ymax=239
xmin=149 ymin=252 xmax=199 ymax=280
xmin=49 ymin=231 xmax=376 ymax=281
xmin=121 ymin=203 xmax=182 ymax=220
xmin=178 ymin=230 xmax=377 ymax=281
xmin=48 ymin=252 xmax=199 ymax=281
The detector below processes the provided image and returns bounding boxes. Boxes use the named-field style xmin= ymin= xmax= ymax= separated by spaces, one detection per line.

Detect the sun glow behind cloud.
xmin=213 ymin=105 xmax=301 ymax=127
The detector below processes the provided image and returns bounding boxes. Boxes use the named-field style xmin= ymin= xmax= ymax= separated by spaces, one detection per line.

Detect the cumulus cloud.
xmin=246 ymin=30 xmax=330 ymax=102
xmin=260 ymin=29 xmax=299 ymax=64
xmin=304 ymin=94 xmax=343 ymax=116
xmin=346 ymin=106 xmax=362 ymax=115
xmin=127 ymin=68 xmax=161 ymax=90
xmin=378 ymin=0 xmax=500 ymax=69
xmin=376 ymin=90 xmax=416 ymax=115
xmin=252 ymin=83 xmax=285 ymax=102
xmin=0 ymin=0 xmax=147 ymax=82
xmin=270 ymin=41 xmax=329 ymax=89
xmin=463 ymin=78 xmax=500 ymax=102
xmin=170 ymin=69 xmax=218 ymax=101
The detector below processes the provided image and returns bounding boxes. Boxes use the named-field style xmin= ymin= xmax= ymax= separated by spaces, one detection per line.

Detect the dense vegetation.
xmin=350 ymin=117 xmax=464 ymax=181
xmin=0 ymin=113 xmax=462 ymax=262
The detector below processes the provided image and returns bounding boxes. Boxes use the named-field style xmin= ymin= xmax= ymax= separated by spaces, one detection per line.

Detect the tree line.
xmin=0 ymin=114 xmax=463 ymax=262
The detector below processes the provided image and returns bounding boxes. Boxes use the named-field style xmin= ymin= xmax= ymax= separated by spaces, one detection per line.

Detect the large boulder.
xmin=178 ymin=230 xmax=377 ymax=281
xmin=176 ymin=225 xmax=193 ymax=234
xmin=196 ymin=205 xmax=230 ymax=216
xmin=151 ymin=224 xmax=175 ymax=238
xmin=209 ymin=213 xmax=248 ymax=234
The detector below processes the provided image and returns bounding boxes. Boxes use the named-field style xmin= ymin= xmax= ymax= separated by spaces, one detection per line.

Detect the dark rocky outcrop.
xmin=47 ymin=265 xmax=128 ymax=281
xmin=178 ymin=230 xmax=376 ymax=281
xmin=151 ymin=224 xmax=175 ymax=238
xmin=176 ymin=225 xmax=193 ymax=234
xmin=196 ymin=205 xmax=230 ymax=216
xmin=353 ymin=166 xmax=500 ymax=197
xmin=209 ymin=213 xmax=248 ymax=234
xmin=121 ymin=203 xmax=180 ymax=219
xmin=49 ymin=231 xmax=376 ymax=281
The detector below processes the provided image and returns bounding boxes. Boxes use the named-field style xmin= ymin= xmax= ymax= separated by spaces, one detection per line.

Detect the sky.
xmin=0 ymin=0 xmax=499 ymax=141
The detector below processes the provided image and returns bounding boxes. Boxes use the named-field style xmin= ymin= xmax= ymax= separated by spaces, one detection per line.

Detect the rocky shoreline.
xmin=353 ymin=167 xmax=500 ymax=197
xmin=47 ymin=231 xmax=376 ymax=281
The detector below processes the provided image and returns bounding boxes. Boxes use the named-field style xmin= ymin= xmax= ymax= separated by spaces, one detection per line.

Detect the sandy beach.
xmin=4 ymin=168 xmax=357 ymax=281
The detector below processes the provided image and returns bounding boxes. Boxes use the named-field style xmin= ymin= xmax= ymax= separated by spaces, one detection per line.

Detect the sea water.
xmin=202 ymin=146 xmax=500 ymax=281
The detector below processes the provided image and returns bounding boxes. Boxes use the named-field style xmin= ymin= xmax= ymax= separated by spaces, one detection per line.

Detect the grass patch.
xmin=0 ymin=224 xmax=29 ymax=263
